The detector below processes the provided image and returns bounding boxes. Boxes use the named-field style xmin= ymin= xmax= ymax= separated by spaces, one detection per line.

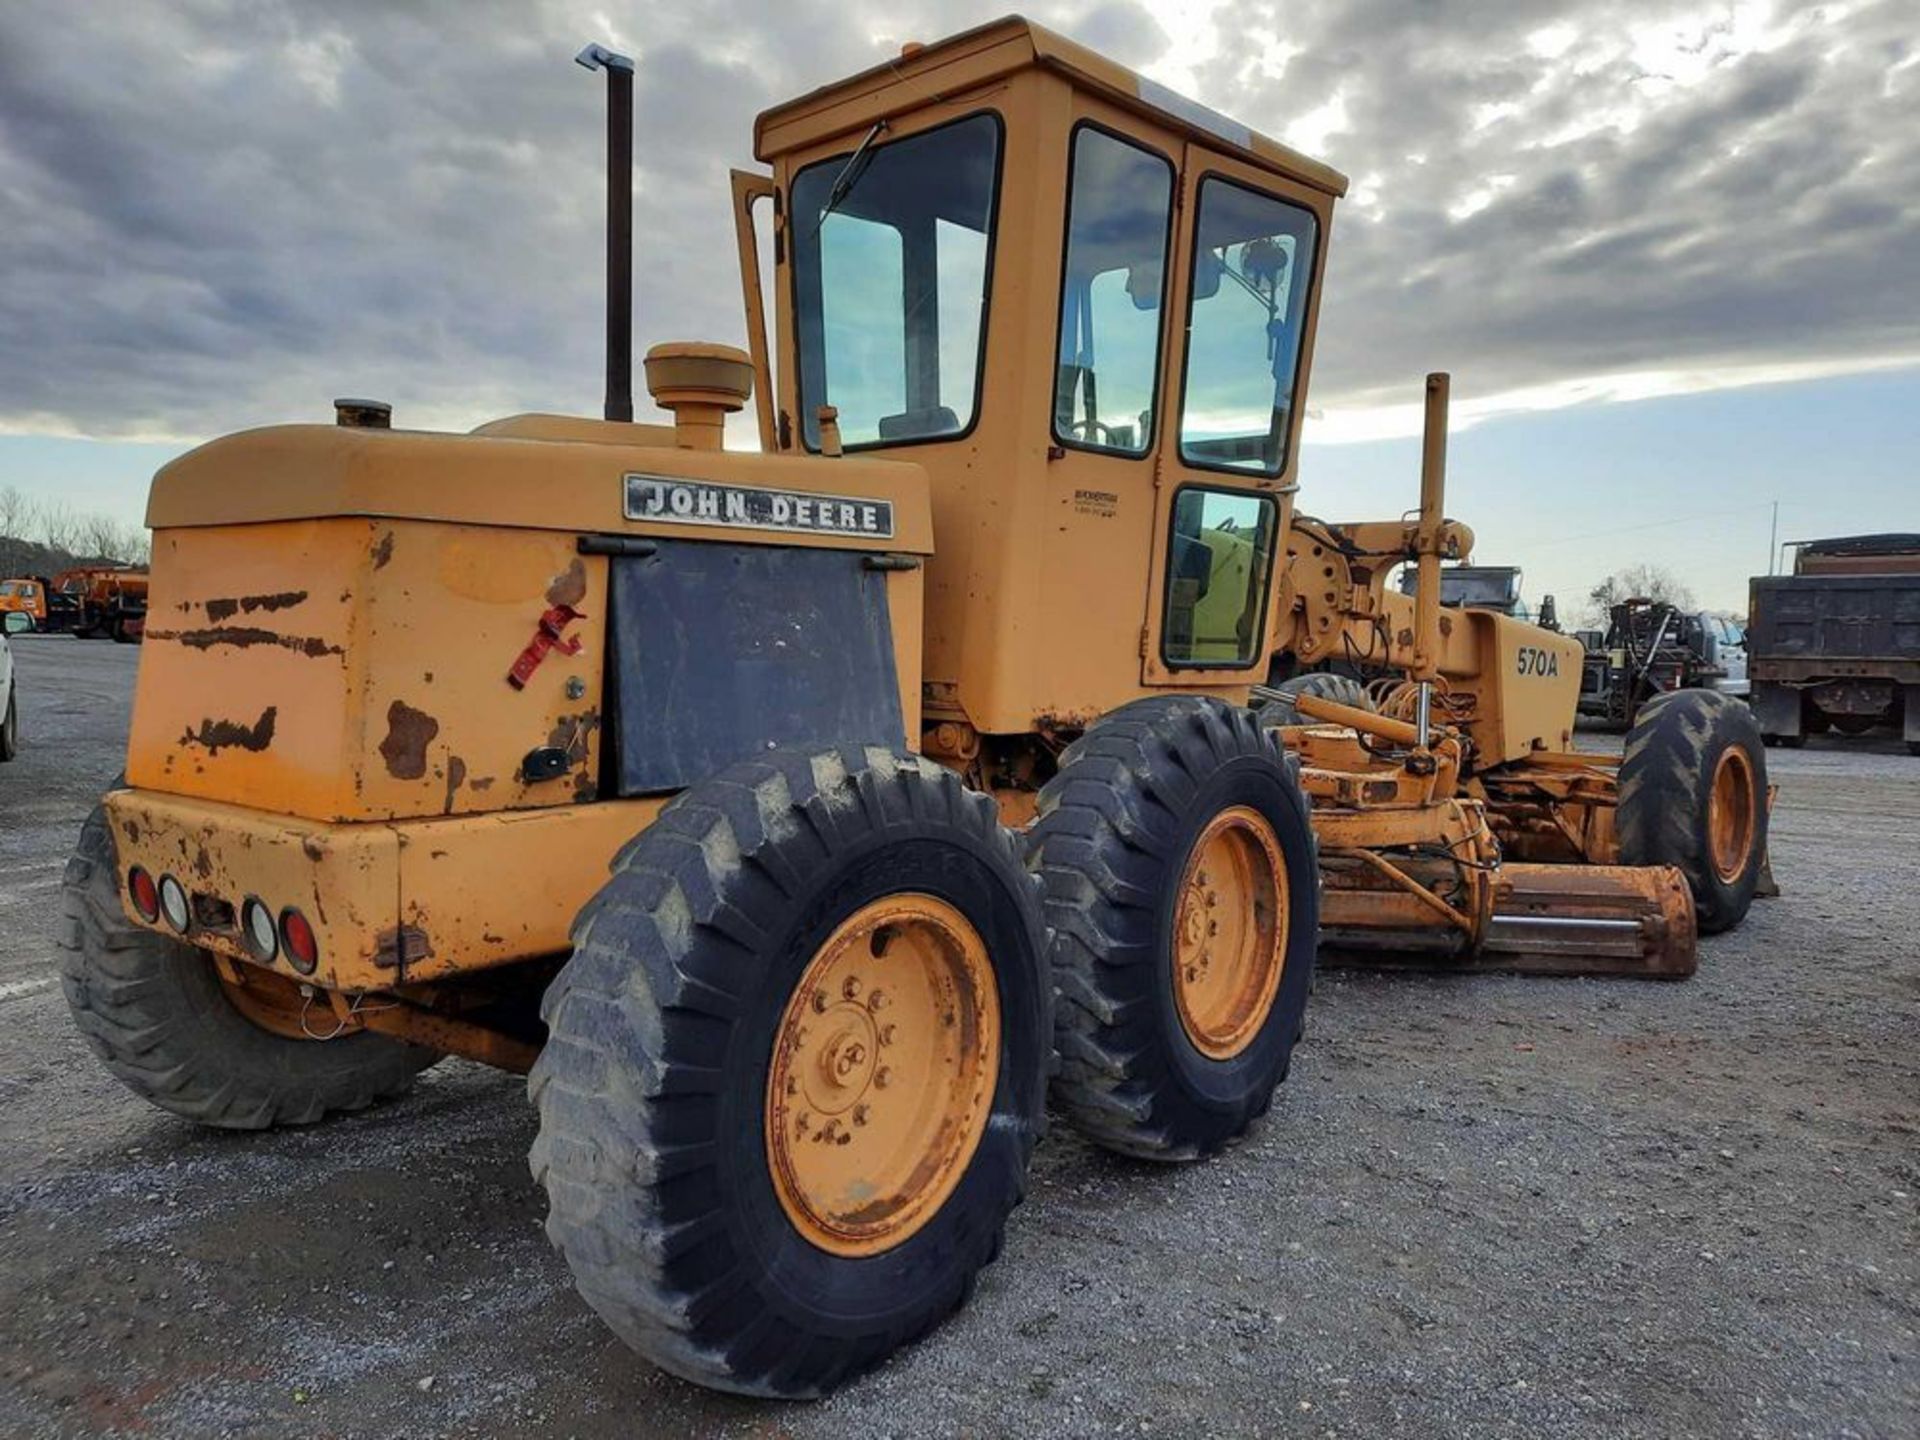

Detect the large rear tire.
xmin=57 ymin=801 xmax=436 ymax=1128
xmin=1030 ymin=696 xmax=1317 ymax=1161
xmin=530 ymin=747 xmax=1049 ymax=1398
xmin=1618 ymin=689 xmax=1768 ymax=935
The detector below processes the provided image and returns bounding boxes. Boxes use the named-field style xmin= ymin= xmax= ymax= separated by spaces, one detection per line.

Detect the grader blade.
xmin=1319 ymin=857 xmax=1696 ymax=978
xmin=1479 ymin=863 xmax=1695 ymax=977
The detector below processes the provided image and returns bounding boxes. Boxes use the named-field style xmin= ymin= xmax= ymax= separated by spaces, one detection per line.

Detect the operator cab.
xmin=744 ymin=17 xmax=1348 ymax=735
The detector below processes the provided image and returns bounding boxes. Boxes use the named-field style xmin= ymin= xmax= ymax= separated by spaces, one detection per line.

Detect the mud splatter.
xmin=180 ymin=707 xmax=278 ymax=755
xmin=378 ymin=701 xmax=439 ymax=781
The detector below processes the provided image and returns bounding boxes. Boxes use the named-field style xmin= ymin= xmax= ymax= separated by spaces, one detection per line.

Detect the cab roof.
xmin=753 ymin=14 xmax=1349 ymax=199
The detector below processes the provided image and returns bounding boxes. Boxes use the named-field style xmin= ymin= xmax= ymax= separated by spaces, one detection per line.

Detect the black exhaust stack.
xmin=575 ymin=42 xmax=636 ymax=423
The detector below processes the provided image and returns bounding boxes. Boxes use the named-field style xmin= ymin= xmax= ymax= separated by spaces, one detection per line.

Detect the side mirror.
xmin=2 ymin=612 xmax=30 ymax=635
xmin=1124 ymin=260 xmax=1162 ymax=311
xmin=1192 ymin=248 xmax=1223 ymax=301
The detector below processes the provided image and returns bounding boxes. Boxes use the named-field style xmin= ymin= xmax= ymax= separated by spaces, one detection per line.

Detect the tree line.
xmin=0 ymin=485 xmax=151 ymax=580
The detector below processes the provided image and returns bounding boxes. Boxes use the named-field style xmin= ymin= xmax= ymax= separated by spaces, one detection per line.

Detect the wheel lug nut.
xmin=880 ymin=1023 xmax=897 ymax=1047
xmin=842 ymin=976 xmax=862 ymax=1000
xmin=811 ymin=990 xmax=830 ymax=1013
xmin=874 ymin=1067 xmax=892 ymax=1090
xmin=853 ymin=1103 xmax=870 ymax=1127
xmin=868 ymin=989 xmax=887 ymax=1011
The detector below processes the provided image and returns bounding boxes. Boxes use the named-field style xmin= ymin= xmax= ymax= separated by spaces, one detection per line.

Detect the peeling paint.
xmin=145 ymin=627 xmax=343 ymax=660
xmin=443 ymin=755 xmax=468 ymax=814
xmin=546 ymin=558 xmax=587 ymax=609
xmin=372 ymin=924 xmax=433 ymax=970
xmin=379 ymin=701 xmax=439 ymax=781
xmin=545 ymin=710 xmax=601 ymax=766
xmin=181 ymin=707 xmax=278 ymax=755
xmin=206 ymin=590 xmax=309 ymax=623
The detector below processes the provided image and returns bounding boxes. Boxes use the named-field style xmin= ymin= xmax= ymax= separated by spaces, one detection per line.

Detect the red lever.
xmin=507 ymin=604 xmax=584 ymax=689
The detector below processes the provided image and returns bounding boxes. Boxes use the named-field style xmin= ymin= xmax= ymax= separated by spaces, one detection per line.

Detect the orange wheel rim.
xmin=1707 ymin=747 xmax=1757 ymax=883
xmin=1172 ymin=806 xmax=1289 ymax=1060
xmin=766 ymin=894 xmax=999 ymax=1257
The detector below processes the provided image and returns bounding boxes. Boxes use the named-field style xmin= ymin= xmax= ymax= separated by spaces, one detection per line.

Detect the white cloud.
xmin=0 ymin=0 xmax=1913 ymax=455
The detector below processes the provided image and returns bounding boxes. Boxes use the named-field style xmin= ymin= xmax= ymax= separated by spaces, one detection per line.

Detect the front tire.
xmin=0 ymin=689 xmax=16 ymax=762
xmin=1618 ymin=689 xmax=1768 ymax=934
xmin=57 ymin=801 xmax=436 ymax=1128
xmin=530 ymin=747 xmax=1049 ymax=1398
xmin=1030 ymin=696 xmax=1318 ymax=1161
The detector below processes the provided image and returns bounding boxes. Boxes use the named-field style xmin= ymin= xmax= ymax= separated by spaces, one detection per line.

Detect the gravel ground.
xmin=0 ymin=638 xmax=1915 ymax=1439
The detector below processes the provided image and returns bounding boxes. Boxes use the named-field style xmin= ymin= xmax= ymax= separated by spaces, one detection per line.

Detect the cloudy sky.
xmin=1 ymin=0 xmax=1915 ymax=612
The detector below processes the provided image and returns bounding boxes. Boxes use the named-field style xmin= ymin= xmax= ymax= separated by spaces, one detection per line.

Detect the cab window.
xmin=1053 ymin=125 xmax=1174 ymax=456
xmin=1178 ymin=176 xmax=1319 ymax=475
xmin=1162 ymin=486 xmax=1276 ymax=666
xmin=791 ymin=113 xmax=1002 ymax=450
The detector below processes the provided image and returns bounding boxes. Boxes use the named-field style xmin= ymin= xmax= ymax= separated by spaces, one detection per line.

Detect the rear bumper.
xmin=103 ymin=789 xmax=664 ymax=992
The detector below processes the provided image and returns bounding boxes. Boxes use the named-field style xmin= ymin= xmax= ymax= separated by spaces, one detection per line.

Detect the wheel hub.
xmin=766 ymin=894 xmax=999 ymax=1256
xmin=1171 ymin=807 xmax=1289 ymax=1060
xmin=1707 ymin=746 xmax=1757 ymax=883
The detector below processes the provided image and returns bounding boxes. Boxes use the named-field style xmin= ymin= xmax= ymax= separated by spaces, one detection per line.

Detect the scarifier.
xmin=60 ymin=17 xmax=1769 ymax=1397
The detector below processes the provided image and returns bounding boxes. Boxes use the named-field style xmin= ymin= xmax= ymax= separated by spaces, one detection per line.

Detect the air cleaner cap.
xmin=334 ymin=398 xmax=392 ymax=429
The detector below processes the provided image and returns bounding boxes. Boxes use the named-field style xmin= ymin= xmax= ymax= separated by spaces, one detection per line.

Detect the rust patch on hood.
xmin=145 ymin=627 xmax=342 ymax=660
xmin=372 ymin=531 xmax=396 ymax=570
xmin=181 ymin=707 xmax=278 ymax=755
xmin=379 ymin=701 xmax=439 ymax=780
xmin=546 ymin=558 xmax=587 ymax=608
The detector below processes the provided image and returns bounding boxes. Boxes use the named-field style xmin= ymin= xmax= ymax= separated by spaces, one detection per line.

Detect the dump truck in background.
xmin=1750 ymin=534 xmax=1920 ymax=752
xmin=1 ymin=567 xmax=149 ymax=641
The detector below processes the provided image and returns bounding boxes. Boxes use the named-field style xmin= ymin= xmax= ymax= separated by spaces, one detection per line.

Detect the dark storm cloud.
xmin=0 ymin=0 xmax=1914 ymax=442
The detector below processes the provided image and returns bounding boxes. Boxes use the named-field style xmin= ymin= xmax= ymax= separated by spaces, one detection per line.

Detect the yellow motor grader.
xmin=59 ymin=17 xmax=1767 ymax=1397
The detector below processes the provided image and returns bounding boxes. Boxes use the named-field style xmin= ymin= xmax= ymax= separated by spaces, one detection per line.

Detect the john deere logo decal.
xmin=623 ymin=474 xmax=895 ymax=539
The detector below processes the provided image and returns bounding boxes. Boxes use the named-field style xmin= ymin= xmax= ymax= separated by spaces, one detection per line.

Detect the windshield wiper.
xmin=806 ymin=120 xmax=889 ymax=241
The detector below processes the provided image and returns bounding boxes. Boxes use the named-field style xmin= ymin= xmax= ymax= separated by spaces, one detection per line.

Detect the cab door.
xmin=1140 ymin=145 xmax=1334 ymax=688
xmin=1029 ymin=98 xmax=1184 ymax=720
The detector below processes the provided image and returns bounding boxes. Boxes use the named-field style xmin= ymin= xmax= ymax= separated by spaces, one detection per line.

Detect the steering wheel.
xmin=1067 ymin=417 xmax=1125 ymax=447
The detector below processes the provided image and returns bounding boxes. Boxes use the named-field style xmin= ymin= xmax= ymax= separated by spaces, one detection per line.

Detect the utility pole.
xmin=1767 ymin=500 xmax=1779 ymax=576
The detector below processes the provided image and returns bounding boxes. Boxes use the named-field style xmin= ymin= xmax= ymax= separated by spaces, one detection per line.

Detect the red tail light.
xmin=128 ymin=868 xmax=159 ymax=923
xmin=279 ymin=908 xmax=319 ymax=974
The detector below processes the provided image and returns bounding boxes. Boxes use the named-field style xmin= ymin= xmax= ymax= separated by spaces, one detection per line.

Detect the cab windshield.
xmin=790 ymin=113 xmax=1002 ymax=451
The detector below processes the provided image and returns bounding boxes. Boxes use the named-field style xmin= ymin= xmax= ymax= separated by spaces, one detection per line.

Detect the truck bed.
xmin=1748 ymin=573 xmax=1920 ymax=675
